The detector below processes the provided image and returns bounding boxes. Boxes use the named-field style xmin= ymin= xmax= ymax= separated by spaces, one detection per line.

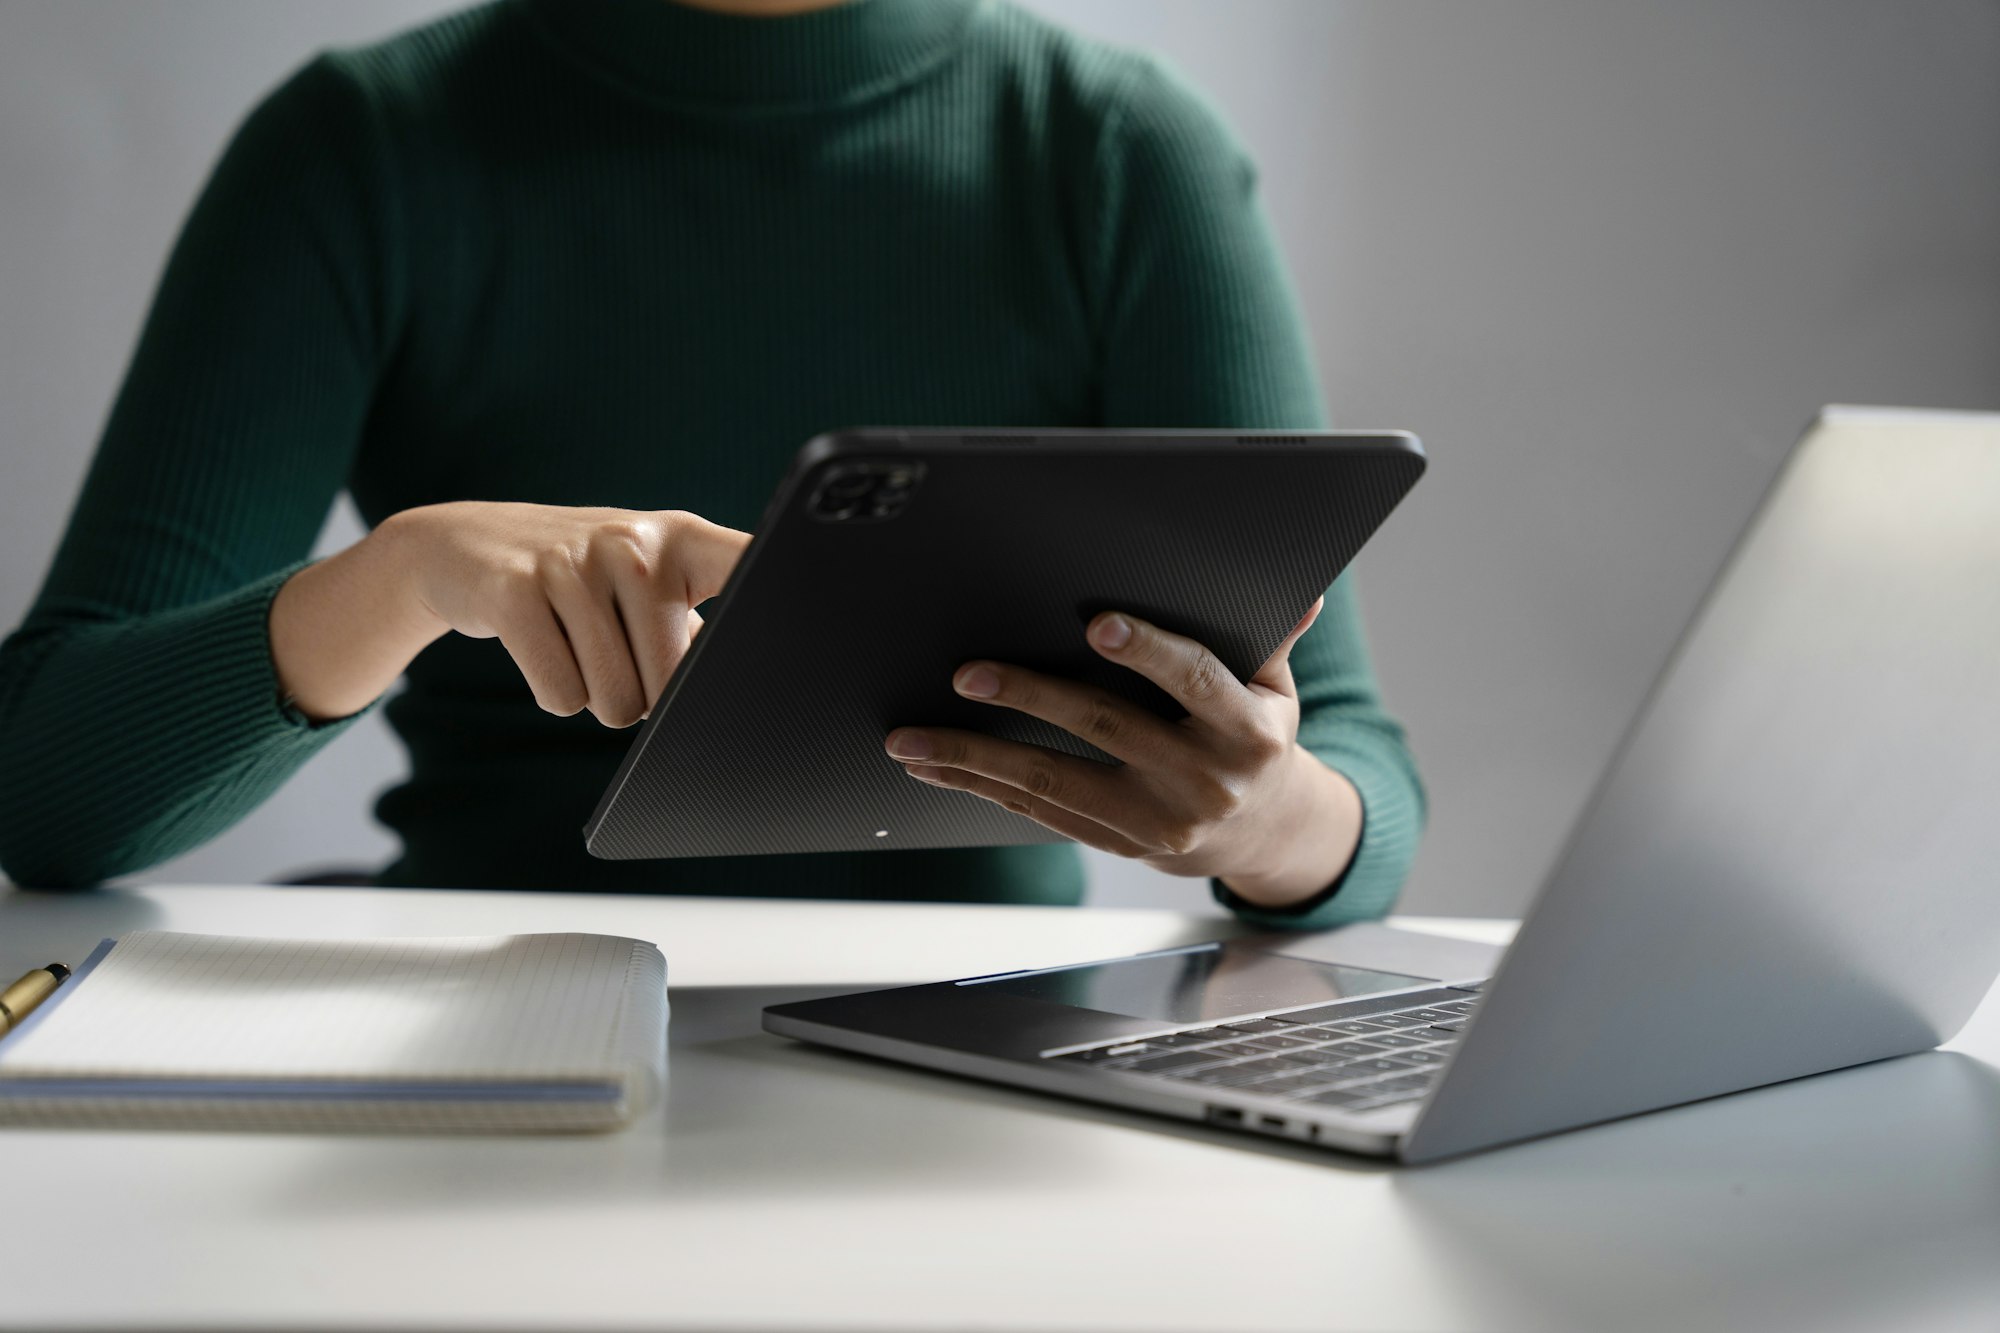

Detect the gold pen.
xmin=0 ymin=963 xmax=72 ymax=1038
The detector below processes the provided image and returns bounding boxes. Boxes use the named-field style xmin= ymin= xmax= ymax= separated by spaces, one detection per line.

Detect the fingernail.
xmin=1091 ymin=614 xmax=1132 ymax=650
xmin=886 ymin=730 xmax=933 ymax=761
xmin=905 ymin=765 xmax=946 ymax=785
xmin=955 ymin=665 xmax=1000 ymax=699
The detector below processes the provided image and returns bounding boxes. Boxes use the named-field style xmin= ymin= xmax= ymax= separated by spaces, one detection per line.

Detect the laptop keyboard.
xmin=1047 ymin=988 xmax=1480 ymax=1113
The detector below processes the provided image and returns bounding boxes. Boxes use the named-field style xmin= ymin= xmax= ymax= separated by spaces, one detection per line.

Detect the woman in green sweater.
xmin=0 ymin=0 xmax=1423 ymax=925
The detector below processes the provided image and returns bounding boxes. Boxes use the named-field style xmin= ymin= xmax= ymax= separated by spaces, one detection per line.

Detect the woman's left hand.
xmin=884 ymin=599 xmax=1364 ymax=910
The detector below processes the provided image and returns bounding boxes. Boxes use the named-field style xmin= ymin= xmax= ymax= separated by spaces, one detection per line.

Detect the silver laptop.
xmin=764 ymin=407 xmax=2000 ymax=1162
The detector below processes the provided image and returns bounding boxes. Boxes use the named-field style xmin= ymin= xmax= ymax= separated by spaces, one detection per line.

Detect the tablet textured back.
xmin=586 ymin=431 xmax=1422 ymax=860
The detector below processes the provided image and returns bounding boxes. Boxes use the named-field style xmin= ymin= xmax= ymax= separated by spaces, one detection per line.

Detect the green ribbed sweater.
xmin=0 ymin=0 xmax=1423 ymax=925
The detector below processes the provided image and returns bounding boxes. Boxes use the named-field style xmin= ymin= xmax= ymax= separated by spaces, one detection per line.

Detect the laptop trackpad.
xmin=964 ymin=944 xmax=1432 ymax=1025
xmin=1253 ymin=921 xmax=1503 ymax=987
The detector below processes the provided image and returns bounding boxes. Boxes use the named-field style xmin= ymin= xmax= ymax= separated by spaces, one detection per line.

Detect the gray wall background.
xmin=3 ymin=1 xmax=1997 ymax=916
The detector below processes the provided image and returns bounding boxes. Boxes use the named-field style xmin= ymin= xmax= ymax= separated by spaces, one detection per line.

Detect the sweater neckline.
xmin=518 ymin=0 xmax=980 ymax=113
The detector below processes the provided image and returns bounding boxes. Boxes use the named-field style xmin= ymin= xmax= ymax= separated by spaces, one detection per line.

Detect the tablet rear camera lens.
xmin=810 ymin=462 xmax=924 ymax=521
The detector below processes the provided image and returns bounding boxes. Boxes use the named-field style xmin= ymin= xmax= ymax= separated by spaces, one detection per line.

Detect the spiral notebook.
xmin=0 ymin=930 xmax=667 ymax=1132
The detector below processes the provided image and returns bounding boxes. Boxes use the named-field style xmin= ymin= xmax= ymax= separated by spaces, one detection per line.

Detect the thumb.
xmin=1251 ymin=596 xmax=1324 ymax=696
xmin=640 ymin=608 xmax=706 ymax=722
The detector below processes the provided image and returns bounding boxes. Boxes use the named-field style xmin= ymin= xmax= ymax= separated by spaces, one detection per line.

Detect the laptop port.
xmin=1258 ymin=1115 xmax=1287 ymax=1132
xmin=1205 ymin=1106 xmax=1244 ymax=1126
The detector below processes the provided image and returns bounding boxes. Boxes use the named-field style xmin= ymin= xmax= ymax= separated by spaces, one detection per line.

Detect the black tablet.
xmin=584 ymin=429 xmax=1423 ymax=860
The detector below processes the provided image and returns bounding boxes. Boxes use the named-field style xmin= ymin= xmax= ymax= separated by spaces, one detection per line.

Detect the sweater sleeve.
xmin=1090 ymin=56 xmax=1425 ymax=927
xmin=0 ymin=56 xmax=400 ymax=887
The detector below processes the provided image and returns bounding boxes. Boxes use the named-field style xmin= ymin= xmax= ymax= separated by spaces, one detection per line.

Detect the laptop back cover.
xmin=1402 ymin=409 xmax=2000 ymax=1163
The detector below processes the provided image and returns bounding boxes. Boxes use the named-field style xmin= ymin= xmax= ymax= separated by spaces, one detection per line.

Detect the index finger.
xmin=1249 ymin=596 xmax=1324 ymax=697
xmin=659 ymin=511 xmax=751 ymax=604
xmin=1086 ymin=611 xmax=1257 ymax=730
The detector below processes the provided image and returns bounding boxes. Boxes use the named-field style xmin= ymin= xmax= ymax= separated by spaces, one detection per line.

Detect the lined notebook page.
xmin=0 ymin=931 xmax=664 ymax=1083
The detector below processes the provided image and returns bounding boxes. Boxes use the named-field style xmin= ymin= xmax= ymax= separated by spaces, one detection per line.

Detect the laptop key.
xmin=1170 ymin=1063 xmax=1260 ymax=1086
xmin=1224 ymin=1056 xmax=1303 ymax=1078
xmin=1198 ymin=1061 xmax=1314 ymax=1088
xmin=1320 ymin=1037 xmax=1389 ymax=1054
xmin=1359 ymin=1012 xmax=1434 ymax=1030
xmin=1122 ymin=1050 xmax=1227 ymax=1073
xmin=1193 ymin=1065 xmax=1294 ymax=1088
xmin=1288 ymin=1067 xmax=1351 ymax=1084
xmin=1374 ymin=1073 xmax=1436 ymax=1090
xmin=1298 ymin=1087 xmax=1380 ymax=1109
xmin=1323 ymin=1057 xmax=1417 ymax=1084
xmin=1306 ymin=1041 xmax=1382 ymax=1064
xmin=1398 ymin=1049 xmax=1448 ymax=1066
xmin=1360 ymin=1054 xmax=1419 ymax=1072
xmin=1360 ymin=1033 xmax=1425 ymax=1049
xmin=1249 ymin=1072 xmax=1336 ymax=1097
xmin=1323 ymin=1019 xmax=1392 ymax=1035
xmin=1396 ymin=1008 xmax=1458 ymax=1024
xmin=1162 ymin=1061 xmax=1237 ymax=1081
xmin=1220 ymin=1019 xmax=1299 ymax=1034
xmin=1140 ymin=1031 xmax=1229 ymax=1050
xmin=1242 ymin=1034 xmax=1317 ymax=1052
xmin=1206 ymin=1042 xmax=1267 ymax=1059
xmin=1058 ymin=1044 xmax=1147 ymax=1063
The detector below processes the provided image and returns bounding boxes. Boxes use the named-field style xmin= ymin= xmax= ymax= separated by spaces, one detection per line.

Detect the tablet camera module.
xmin=808 ymin=461 xmax=925 ymax=522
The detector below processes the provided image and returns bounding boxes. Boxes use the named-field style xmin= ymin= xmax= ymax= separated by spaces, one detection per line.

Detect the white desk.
xmin=1 ymin=883 xmax=1996 ymax=1332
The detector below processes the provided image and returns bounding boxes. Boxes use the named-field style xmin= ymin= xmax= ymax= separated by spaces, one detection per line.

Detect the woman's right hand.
xmin=270 ymin=502 xmax=750 ymax=727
